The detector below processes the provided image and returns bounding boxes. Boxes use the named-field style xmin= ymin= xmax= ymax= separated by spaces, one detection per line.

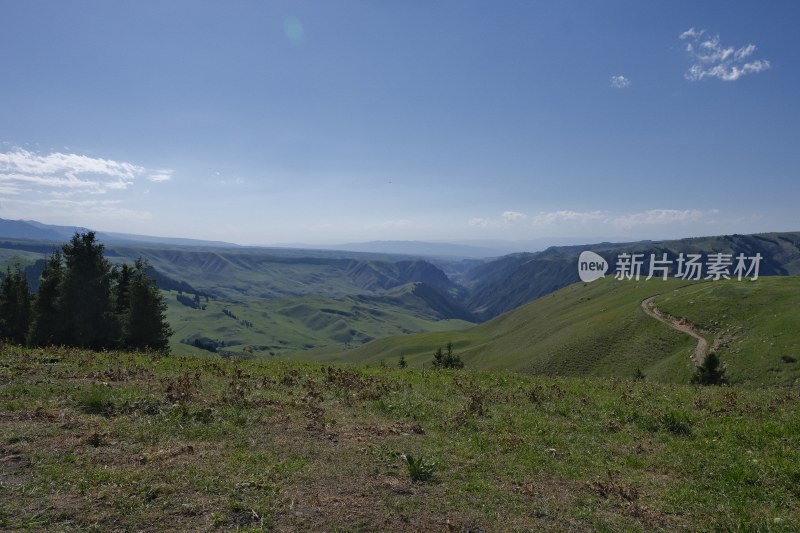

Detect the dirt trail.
xmin=641 ymin=296 xmax=707 ymax=367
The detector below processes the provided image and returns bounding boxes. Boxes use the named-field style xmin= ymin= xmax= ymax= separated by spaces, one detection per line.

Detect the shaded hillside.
xmin=320 ymin=276 xmax=800 ymax=386
xmin=360 ymin=282 xmax=474 ymax=322
xmin=105 ymin=246 xmax=465 ymax=307
xmin=465 ymin=231 xmax=800 ymax=321
xmin=343 ymin=259 xmax=462 ymax=296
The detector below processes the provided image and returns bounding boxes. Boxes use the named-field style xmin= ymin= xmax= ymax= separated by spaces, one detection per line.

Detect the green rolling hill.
xmin=165 ymin=288 xmax=473 ymax=358
xmin=0 ymin=232 xmax=476 ymax=356
xmin=463 ymin=231 xmax=800 ymax=320
xmin=3 ymin=223 xmax=800 ymax=376
xmin=315 ymin=276 xmax=800 ymax=386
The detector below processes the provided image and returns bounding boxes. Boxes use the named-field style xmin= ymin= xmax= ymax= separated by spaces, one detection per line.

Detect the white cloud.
xmin=610 ymin=75 xmax=631 ymax=89
xmin=611 ymin=209 xmax=703 ymax=229
xmin=0 ymin=183 xmax=23 ymax=195
xmin=219 ymin=176 xmax=245 ymax=186
xmin=531 ymin=210 xmax=606 ymax=225
xmin=680 ymin=28 xmax=770 ymax=81
xmin=735 ymin=43 xmax=756 ymax=60
xmin=148 ymin=169 xmax=173 ymax=182
xmin=471 ymin=209 xmax=707 ymax=231
xmin=0 ymin=148 xmax=169 ymax=195
xmin=0 ymin=149 xmax=140 ymax=178
xmin=468 ymin=217 xmax=493 ymax=228
xmin=679 ymin=27 xmax=705 ymax=40
xmin=502 ymin=211 xmax=527 ymax=223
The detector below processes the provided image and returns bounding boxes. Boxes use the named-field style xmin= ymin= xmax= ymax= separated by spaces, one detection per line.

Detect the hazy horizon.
xmin=7 ymin=216 xmax=799 ymax=259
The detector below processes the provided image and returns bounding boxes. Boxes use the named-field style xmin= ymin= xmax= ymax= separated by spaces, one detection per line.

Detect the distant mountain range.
xmin=463 ymin=231 xmax=800 ymax=320
xmin=275 ymin=237 xmax=603 ymax=258
xmin=0 ymin=218 xmax=563 ymax=258
xmin=295 ymin=240 xmax=506 ymax=259
xmin=0 ymin=218 xmax=238 ymax=248
xmin=2 ymin=217 xmax=799 ymax=326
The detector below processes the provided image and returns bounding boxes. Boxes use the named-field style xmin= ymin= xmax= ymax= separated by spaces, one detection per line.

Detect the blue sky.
xmin=1 ymin=1 xmax=798 ymax=246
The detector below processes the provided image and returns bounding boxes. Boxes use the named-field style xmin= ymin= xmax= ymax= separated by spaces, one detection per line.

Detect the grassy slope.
xmin=0 ymin=249 xmax=42 ymax=271
xmin=0 ymin=241 xmax=475 ymax=357
xmin=1 ymin=346 xmax=798 ymax=532
xmin=463 ymin=231 xmax=800 ymax=321
xmin=317 ymin=278 xmax=698 ymax=382
xmin=319 ymin=277 xmax=800 ymax=386
xmin=165 ymin=290 xmax=472 ymax=358
xmin=651 ymin=276 xmax=800 ymax=386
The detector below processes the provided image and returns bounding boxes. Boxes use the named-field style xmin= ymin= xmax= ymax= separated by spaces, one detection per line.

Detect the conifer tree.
xmin=58 ymin=232 xmax=119 ymax=350
xmin=28 ymin=251 xmax=64 ymax=346
xmin=691 ymin=352 xmax=727 ymax=385
xmin=120 ymin=259 xmax=173 ymax=353
xmin=0 ymin=265 xmax=32 ymax=344
xmin=432 ymin=341 xmax=464 ymax=369
xmin=113 ymin=263 xmax=132 ymax=315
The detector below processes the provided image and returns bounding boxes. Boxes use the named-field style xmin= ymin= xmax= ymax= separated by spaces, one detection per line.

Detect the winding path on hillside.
xmin=641 ymin=296 xmax=707 ymax=367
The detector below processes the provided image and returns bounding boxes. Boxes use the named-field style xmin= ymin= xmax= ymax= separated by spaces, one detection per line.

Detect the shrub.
xmin=661 ymin=410 xmax=693 ymax=436
xmin=691 ymin=352 xmax=727 ymax=385
xmin=403 ymin=453 xmax=435 ymax=483
xmin=74 ymin=386 xmax=117 ymax=416
xmin=432 ymin=342 xmax=464 ymax=369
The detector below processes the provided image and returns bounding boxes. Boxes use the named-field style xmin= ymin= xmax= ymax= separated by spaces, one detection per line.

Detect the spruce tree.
xmin=431 ymin=342 xmax=464 ymax=369
xmin=0 ymin=265 xmax=32 ymax=344
xmin=113 ymin=263 xmax=132 ymax=315
xmin=59 ymin=232 xmax=119 ymax=350
xmin=28 ymin=251 xmax=64 ymax=347
xmin=120 ymin=259 xmax=173 ymax=353
xmin=691 ymin=352 xmax=727 ymax=385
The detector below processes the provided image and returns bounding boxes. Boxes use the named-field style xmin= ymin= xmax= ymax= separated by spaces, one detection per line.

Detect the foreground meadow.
xmin=1 ymin=345 xmax=798 ymax=531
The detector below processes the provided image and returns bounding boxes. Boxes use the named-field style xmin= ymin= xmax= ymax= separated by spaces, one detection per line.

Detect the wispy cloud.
xmin=0 ymin=183 xmax=24 ymax=195
xmin=219 ymin=176 xmax=245 ymax=186
xmin=610 ymin=208 xmax=703 ymax=229
xmin=680 ymin=27 xmax=770 ymax=81
xmin=531 ymin=210 xmax=606 ymax=225
xmin=471 ymin=209 xmax=707 ymax=230
xmin=470 ymin=211 xmax=529 ymax=227
xmin=502 ymin=211 xmax=527 ymax=223
xmin=468 ymin=217 xmax=493 ymax=228
xmin=610 ymin=75 xmax=630 ymax=89
xmin=0 ymin=148 xmax=169 ymax=195
xmin=148 ymin=169 xmax=173 ymax=182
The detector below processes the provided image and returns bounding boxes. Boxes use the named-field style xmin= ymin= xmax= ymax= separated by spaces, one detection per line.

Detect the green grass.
xmin=314 ymin=278 xmax=697 ymax=379
xmin=0 ymin=250 xmax=42 ymax=271
xmin=165 ymin=290 xmax=472 ymax=357
xmin=652 ymin=276 xmax=800 ymax=386
xmin=315 ymin=276 xmax=800 ymax=386
xmin=1 ymin=345 xmax=798 ymax=531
